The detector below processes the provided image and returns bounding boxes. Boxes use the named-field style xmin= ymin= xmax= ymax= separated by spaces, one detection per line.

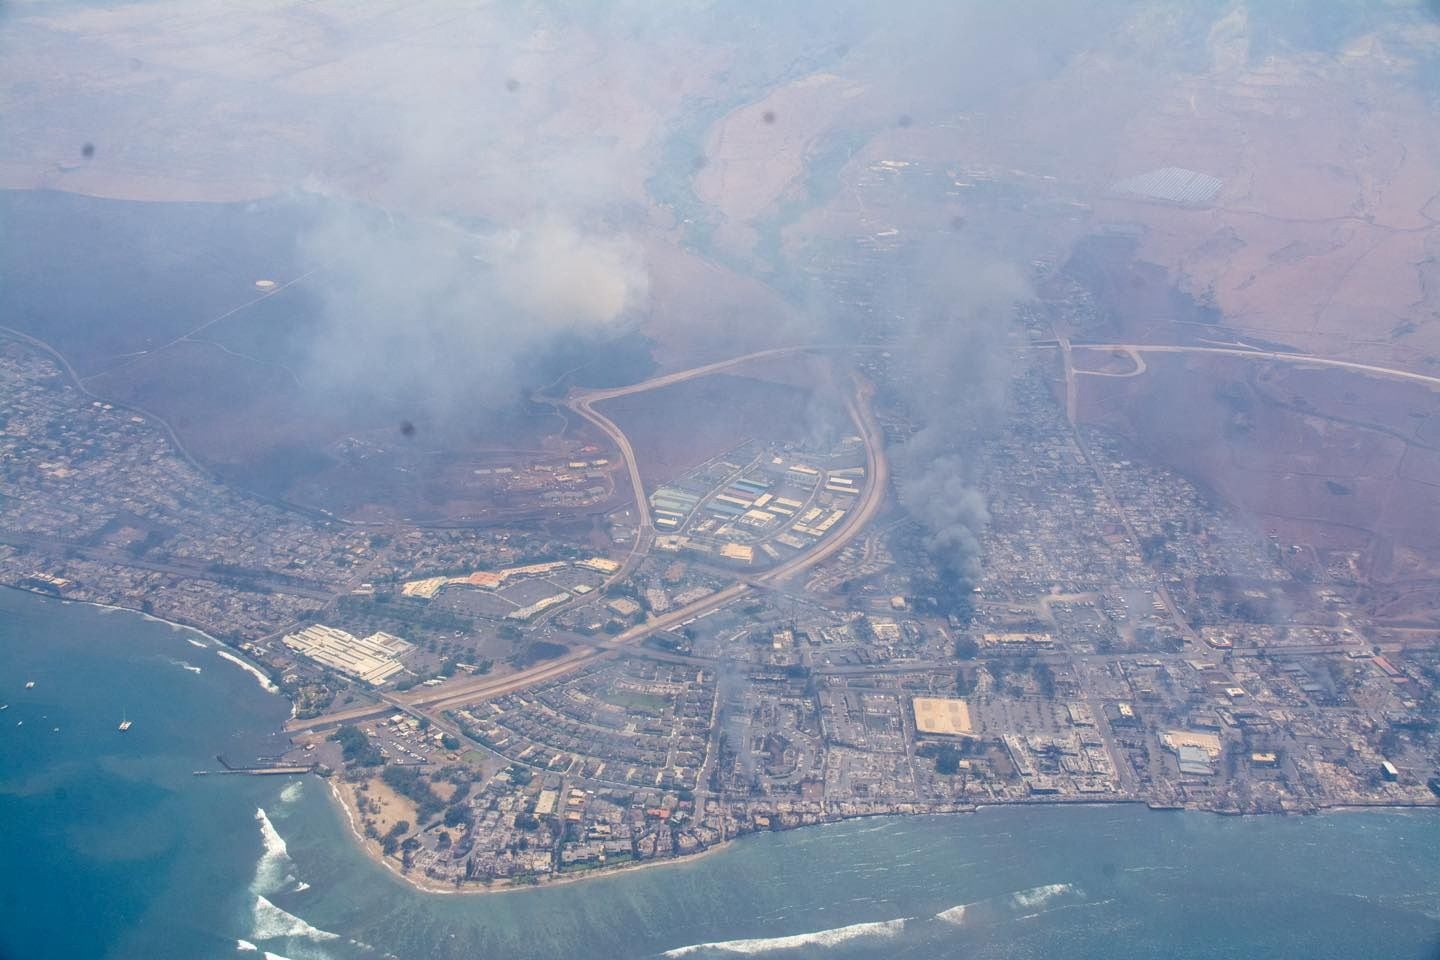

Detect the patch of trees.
xmin=382 ymin=764 xmax=445 ymax=822
xmin=126 ymin=529 xmax=167 ymax=558
xmin=330 ymin=724 xmax=384 ymax=766
xmin=517 ymin=640 xmax=568 ymax=665
xmin=1140 ymin=533 xmax=1176 ymax=568
xmin=381 ymin=819 xmax=410 ymax=856
xmin=604 ymin=582 xmax=641 ymax=601
xmin=917 ymin=742 xmax=971 ymax=775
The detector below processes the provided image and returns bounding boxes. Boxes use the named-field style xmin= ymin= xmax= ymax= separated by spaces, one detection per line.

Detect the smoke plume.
xmin=885 ymin=247 xmax=1029 ymax=585
xmin=293 ymin=203 xmax=649 ymax=423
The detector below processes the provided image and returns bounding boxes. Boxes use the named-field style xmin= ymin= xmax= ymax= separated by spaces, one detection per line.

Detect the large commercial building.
xmin=283 ymin=624 xmax=414 ymax=685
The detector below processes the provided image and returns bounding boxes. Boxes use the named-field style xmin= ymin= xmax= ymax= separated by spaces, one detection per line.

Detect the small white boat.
xmin=24 ymin=681 xmax=35 ymax=689
xmin=118 ymin=710 xmax=132 ymax=732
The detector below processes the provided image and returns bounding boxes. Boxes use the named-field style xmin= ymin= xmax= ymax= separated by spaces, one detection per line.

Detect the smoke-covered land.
xmin=5 ymin=0 xmax=1440 ymax=540
xmin=8 ymin=2 xmax=1440 ymax=928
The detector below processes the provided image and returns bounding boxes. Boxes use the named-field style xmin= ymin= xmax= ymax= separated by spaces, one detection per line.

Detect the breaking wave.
xmin=251 ymin=808 xmax=294 ymax=895
xmin=1011 ymin=883 xmax=1073 ymax=910
xmin=936 ymin=883 xmax=1081 ymax=927
xmin=167 ymin=657 xmax=202 ymax=674
xmin=236 ymin=940 xmax=258 ymax=952
xmin=662 ymin=918 xmax=906 ymax=956
xmin=251 ymin=896 xmax=340 ymax=943
xmin=279 ymin=780 xmax=304 ymax=804
xmin=935 ymin=903 xmax=968 ymax=926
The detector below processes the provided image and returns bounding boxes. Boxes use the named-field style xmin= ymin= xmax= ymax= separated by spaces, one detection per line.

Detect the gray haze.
xmin=228 ymin=0 xmax=1089 ymax=427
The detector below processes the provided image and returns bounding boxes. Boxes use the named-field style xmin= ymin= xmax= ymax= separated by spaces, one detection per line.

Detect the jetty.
xmin=193 ymin=765 xmax=315 ymax=777
xmin=192 ymin=754 xmax=316 ymax=777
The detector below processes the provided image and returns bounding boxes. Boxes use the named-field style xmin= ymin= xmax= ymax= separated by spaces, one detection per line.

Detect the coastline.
xmin=315 ymin=770 xmax=1440 ymax=898
xmin=9 ymin=587 xmax=1439 ymax=897
xmin=0 ymin=585 xmax=281 ymax=694
xmin=322 ymin=774 xmax=737 ymax=896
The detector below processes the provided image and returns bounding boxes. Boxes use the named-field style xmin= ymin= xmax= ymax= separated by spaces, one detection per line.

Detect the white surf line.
xmin=216 ymin=648 xmax=279 ymax=693
xmin=662 ymin=918 xmax=907 ymax=956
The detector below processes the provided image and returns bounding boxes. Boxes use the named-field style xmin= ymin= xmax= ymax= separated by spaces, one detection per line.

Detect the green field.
xmin=600 ymin=691 xmax=669 ymax=714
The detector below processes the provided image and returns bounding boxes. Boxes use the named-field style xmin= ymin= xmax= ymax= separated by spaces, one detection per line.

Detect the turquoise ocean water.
xmin=2 ymin=587 xmax=1438 ymax=960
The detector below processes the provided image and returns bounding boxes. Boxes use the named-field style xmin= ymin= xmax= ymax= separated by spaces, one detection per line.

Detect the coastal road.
xmin=0 ymin=531 xmax=336 ymax=601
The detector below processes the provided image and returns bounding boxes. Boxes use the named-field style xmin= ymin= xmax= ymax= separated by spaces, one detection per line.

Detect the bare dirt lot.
xmin=599 ymin=369 xmax=847 ymax=487
xmin=1075 ymin=351 xmax=1440 ymax=624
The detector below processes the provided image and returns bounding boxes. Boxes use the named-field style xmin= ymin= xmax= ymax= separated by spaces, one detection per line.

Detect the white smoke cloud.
xmin=293 ymin=201 xmax=649 ymax=420
xmin=484 ymin=219 xmax=649 ymax=330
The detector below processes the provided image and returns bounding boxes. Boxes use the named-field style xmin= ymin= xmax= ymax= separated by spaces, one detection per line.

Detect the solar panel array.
xmin=1111 ymin=166 xmax=1223 ymax=206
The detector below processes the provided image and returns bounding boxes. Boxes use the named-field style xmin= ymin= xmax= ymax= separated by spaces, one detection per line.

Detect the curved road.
xmin=1049 ymin=341 xmax=1440 ymax=390
xmin=565 ymin=343 xmax=850 ymax=535
xmin=289 ymin=352 xmax=887 ymax=732
xmin=297 ymin=335 xmax=1440 ymax=733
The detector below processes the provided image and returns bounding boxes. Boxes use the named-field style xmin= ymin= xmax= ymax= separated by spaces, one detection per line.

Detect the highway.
xmin=1041 ymin=341 xmax=1440 ymax=391
xmin=289 ymin=350 xmax=887 ymax=733
xmin=564 ymin=343 xmax=849 ymax=536
xmin=572 ymin=345 xmax=834 ymax=404
xmin=757 ymin=373 xmax=889 ymax=586
xmin=0 ymin=531 xmax=337 ymax=601
xmin=305 ymin=334 xmax=1434 ymax=734
xmin=568 ymin=393 xmax=654 ymax=534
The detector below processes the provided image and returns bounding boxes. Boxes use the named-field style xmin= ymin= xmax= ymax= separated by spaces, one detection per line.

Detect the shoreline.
xmin=8 ymin=587 xmax=1438 ymax=897
xmin=0 ymin=585 xmax=282 ymax=694
xmin=314 ymin=773 xmax=1440 ymax=898
xmin=322 ymin=774 xmax=737 ymax=897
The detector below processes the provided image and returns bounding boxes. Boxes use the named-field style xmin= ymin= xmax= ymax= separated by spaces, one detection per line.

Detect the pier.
xmin=192 ymin=754 xmax=316 ymax=777
xmin=193 ymin=766 xmax=315 ymax=777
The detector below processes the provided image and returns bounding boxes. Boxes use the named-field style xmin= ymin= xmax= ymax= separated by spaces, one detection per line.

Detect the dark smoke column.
xmin=884 ymin=250 xmax=1029 ymax=601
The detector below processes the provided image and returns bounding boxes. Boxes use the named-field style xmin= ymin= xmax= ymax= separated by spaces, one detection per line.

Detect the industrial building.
xmin=506 ymin=593 xmax=571 ymax=621
xmin=283 ymin=624 xmax=414 ymax=685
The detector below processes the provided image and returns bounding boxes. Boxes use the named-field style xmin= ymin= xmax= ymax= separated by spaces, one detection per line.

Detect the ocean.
xmin=2 ymin=587 xmax=1437 ymax=960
